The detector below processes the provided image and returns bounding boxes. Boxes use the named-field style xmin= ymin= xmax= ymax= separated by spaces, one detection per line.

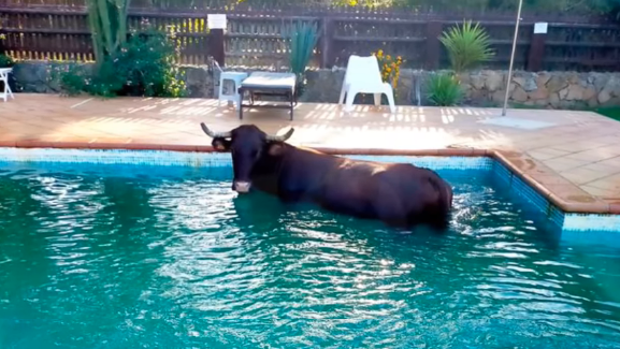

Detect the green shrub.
xmin=112 ymin=28 xmax=186 ymax=97
xmin=88 ymin=59 xmax=125 ymax=97
xmin=439 ymin=20 xmax=494 ymax=74
xmin=58 ymin=28 xmax=186 ymax=98
xmin=0 ymin=54 xmax=14 ymax=68
xmin=56 ymin=64 xmax=90 ymax=96
xmin=426 ymin=73 xmax=463 ymax=106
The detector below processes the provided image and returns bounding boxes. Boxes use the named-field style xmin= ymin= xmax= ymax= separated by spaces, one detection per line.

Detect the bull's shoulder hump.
xmin=291 ymin=146 xmax=348 ymax=163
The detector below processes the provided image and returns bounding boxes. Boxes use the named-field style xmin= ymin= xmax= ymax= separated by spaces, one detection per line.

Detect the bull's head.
xmin=200 ymin=123 xmax=295 ymax=193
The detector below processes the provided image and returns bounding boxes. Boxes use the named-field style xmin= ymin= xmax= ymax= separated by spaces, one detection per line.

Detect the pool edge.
xmin=1 ymin=142 xmax=603 ymax=214
xmin=0 ymin=144 xmax=618 ymax=232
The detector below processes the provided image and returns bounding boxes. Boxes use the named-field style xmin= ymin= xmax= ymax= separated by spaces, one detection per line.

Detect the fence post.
xmin=526 ymin=22 xmax=548 ymax=72
xmin=425 ymin=20 xmax=443 ymax=70
xmin=321 ymin=17 xmax=335 ymax=68
xmin=209 ymin=28 xmax=226 ymax=67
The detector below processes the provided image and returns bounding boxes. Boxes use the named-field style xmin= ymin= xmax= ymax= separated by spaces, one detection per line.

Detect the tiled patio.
xmin=2 ymin=93 xmax=620 ymax=214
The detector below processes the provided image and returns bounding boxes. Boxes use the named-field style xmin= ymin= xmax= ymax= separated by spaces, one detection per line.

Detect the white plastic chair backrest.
xmin=343 ymin=55 xmax=383 ymax=89
xmin=0 ymin=68 xmax=11 ymax=81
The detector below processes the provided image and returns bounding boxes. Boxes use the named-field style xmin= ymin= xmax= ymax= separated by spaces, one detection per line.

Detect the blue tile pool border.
xmin=0 ymin=147 xmax=617 ymax=233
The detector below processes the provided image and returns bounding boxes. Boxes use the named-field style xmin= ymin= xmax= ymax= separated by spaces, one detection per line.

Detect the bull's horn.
xmin=201 ymin=123 xmax=231 ymax=138
xmin=266 ymin=127 xmax=295 ymax=142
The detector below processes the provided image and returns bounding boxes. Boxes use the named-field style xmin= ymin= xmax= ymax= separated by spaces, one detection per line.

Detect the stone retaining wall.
xmin=11 ymin=61 xmax=620 ymax=109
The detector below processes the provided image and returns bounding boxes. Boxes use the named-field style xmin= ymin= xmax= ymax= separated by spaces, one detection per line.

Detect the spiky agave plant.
xmin=287 ymin=20 xmax=319 ymax=78
xmin=426 ymin=72 xmax=464 ymax=106
xmin=439 ymin=20 xmax=494 ymax=74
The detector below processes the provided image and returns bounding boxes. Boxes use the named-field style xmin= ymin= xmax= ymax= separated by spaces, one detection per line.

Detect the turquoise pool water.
xmin=0 ymin=163 xmax=619 ymax=348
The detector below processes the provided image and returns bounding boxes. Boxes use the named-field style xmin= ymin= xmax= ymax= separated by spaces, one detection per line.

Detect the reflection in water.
xmin=0 ymin=164 xmax=618 ymax=348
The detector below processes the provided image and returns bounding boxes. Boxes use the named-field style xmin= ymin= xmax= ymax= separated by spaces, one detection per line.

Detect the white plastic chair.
xmin=338 ymin=55 xmax=396 ymax=113
xmin=0 ymin=68 xmax=15 ymax=102
xmin=211 ymin=59 xmax=247 ymax=109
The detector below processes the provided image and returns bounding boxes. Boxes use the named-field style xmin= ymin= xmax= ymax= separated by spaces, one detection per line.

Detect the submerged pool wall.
xmin=0 ymin=147 xmax=617 ymax=233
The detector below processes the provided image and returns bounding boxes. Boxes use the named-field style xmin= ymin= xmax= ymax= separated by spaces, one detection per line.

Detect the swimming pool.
xmin=0 ymin=150 xmax=619 ymax=348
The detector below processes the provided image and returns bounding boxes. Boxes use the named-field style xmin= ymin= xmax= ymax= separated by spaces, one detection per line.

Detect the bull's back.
xmin=377 ymin=164 xmax=443 ymax=200
xmin=370 ymin=163 xmax=452 ymax=228
xmin=276 ymin=149 xmax=452 ymax=228
xmin=275 ymin=149 xmax=345 ymax=200
xmin=316 ymin=161 xmax=439 ymax=220
xmin=316 ymin=161 xmax=380 ymax=217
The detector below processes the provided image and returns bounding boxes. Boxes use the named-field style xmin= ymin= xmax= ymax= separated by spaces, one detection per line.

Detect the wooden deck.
xmin=3 ymin=93 xmax=620 ymax=214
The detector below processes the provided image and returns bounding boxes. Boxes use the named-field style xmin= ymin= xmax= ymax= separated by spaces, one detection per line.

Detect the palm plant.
xmin=439 ymin=20 xmax=494 ymax=74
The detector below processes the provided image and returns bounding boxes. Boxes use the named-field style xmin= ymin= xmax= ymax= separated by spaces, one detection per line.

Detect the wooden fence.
xmin=2 ymin=0 xmax=620 ymax=72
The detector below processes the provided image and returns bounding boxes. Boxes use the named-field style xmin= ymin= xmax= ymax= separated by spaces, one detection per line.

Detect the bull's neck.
xmin=254 ymin=143 xmax=324 ymax=176
xmin=249 ymin=143 xmax=289 ymax=191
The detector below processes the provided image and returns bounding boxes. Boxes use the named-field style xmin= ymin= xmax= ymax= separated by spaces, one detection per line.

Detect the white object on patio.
xmin=478 ymin=116 xmax=555 ymax=130
xmin=0 ymin=67 xmax=15 ymax=102
xmin=338 ymin=55 xmax=396 ymax=113
xmin=211 ymin=59 xmax=248 ymax=109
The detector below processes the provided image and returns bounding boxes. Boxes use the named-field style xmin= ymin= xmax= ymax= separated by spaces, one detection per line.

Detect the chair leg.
xmin=238 ymin=90 xmax=244 ymax=120
xmin=344 ymin=88 xmax=358 ymax=112
xmin=386 ymin=91 xmax=396 ymax=114
xmin=1 ymin=80 xmax=6 ymax=103
xmin=232 ymin=79 xmax=241 ymax=110
xmin=1 ymin=78 xmax=6 ymax=102
xmin=7 ymin=82 xmax=14 ymax=100
xmin=338 ymin=84 xmax=347 ymax=105
xmin=289 ymin=90 xmax=294 ymax=121
xmin=218 ymin=77 xmax=225 ymax=107
xmin=373 ymin=93 xmax=381 ymax=107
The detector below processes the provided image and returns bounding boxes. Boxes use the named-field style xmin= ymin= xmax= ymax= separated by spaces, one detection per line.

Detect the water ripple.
xmin=0 ymin=167 xmax=618 ymax=348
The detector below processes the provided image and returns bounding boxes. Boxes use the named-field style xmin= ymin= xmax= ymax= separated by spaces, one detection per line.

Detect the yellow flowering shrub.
xmin=372 ymin=49 xmax=404 ymax=88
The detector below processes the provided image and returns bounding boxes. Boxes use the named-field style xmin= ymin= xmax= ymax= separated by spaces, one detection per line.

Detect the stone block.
xmin=182 ymin=66 xmax=212 ymax=98
xmin=511 ymin=86 xmax=528 ymax=102
xmin=546 ymin=75 xmax=569 ymax=93
xmin=512 ymin=72 xmax=537 ymax=92
xmin=484 ymin=70 xmax=504 ymax=92
xmin=529 ymin=86 xmax=549 ymax=101
xmin=599 ymin=90 xmax=612 ymax=104
xmin=565 ymin=84 xmax=584 ymax=101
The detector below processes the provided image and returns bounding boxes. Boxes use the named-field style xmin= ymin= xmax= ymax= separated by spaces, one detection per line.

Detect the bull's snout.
xmin=233 ymin=181 xmax=252 ymax=193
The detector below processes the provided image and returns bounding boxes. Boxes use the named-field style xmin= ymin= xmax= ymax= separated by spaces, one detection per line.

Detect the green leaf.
xmin=439 ymin=20 xmax=494 ymax=74
xmin=426 ymin=73 xmax=463 ymax=106
xmin=286 ymin=20 xmax=319 ymax=77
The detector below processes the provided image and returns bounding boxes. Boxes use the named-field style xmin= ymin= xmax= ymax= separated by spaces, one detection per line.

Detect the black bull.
xmin=201 ymin=123 xmax=454 ymax=230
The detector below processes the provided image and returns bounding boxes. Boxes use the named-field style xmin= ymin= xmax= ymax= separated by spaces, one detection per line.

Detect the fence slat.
xmin=1 ymin=3 xmax=620 ymax=70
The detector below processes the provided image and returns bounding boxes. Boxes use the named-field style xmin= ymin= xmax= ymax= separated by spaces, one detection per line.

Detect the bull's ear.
xmin=212 ymin=138 xmax=231 ymax=152
xmin=267 ymin=143 xmax=285 ymax=156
